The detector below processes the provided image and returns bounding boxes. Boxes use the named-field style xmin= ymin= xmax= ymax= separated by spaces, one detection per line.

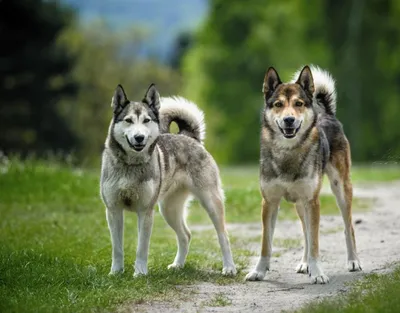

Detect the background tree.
xmin=170 ymin=32 xmax=194 ymax=70
xmin=58 ymin=21 xmax=182 ymax=164
xmin=183 ymin=0 xmax=400 ymax=164
xmin=0 ymin=0 xmax=78 ymax=156
xmin=183 ymin=0 xmax=330 ymax=163
xmin=325 ymin=0 xmax=400 ymax=162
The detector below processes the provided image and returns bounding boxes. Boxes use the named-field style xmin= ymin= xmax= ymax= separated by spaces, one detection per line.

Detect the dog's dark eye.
xmin=143 ymin=118 xmax=151 ymax=124
xmin=274 ymin=102 xmax=283 ymax=108
xmin=125 ymin=118 xmax=133 ymax=124
xmin=295 ymin=101 xmax=303 ymax=107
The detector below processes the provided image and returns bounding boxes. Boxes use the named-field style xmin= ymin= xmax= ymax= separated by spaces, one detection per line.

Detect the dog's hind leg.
xmin=159 ymin=190 xmax=192 ymax=269
xmin=246 ymin=197 xmax=279 ymax=281
xmin=195 ymin=187 xmax=237 ymax=276
xmin=326 ymin=146 xmax=361 ymax=272
xmin=295 ymin=202 xmax=309 ymax=274
xmin=134 ymin=208 xmax=154 ymax=277
xmin=106 ymin=208 xmax=124 ymax=275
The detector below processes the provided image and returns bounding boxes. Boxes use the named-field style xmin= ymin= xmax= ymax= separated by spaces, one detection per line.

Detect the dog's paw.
xmin=310 ymin=274 xmax=330 ymax=284
xmin=108 ymin=268 xmax=124 ymax=276
xmin=245 ymin=270 xmax=266 ymax=281
xmin=348 ymin=260 xmax=362 ymax=272
xmin=167 ymin=263 xmax=184 ymax=270
xmin=309 ymin=260 xmax=329 ymax=284
xmin=222 ymin=265 xmax=237 ymax=276
xmin=133 ymin=271 xmax=147 ymax=278
xmin=133 ymin=259 xmax=148 ymax=277
xmin=296 ymin=262 xmax=309 ymax=274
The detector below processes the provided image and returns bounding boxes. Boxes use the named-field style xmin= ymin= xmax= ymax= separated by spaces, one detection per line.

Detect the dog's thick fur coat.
xmin=100 ymin=85 xmax=236 ymax=277
xmin=246 ymin=66 xmax=361 ymax=284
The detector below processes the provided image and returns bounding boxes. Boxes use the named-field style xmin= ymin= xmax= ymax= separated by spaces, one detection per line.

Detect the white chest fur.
xmin=102 ymin=175 xmax=158 ymax=211
xmin=260 ymin=176 xmax=319 ymax=203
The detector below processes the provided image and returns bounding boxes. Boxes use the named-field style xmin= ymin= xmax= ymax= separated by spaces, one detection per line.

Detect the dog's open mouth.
xmin=126 ymin=136 xmax=145 ymax=152
xmin=277 ymin=121 xmax=302 ymax=139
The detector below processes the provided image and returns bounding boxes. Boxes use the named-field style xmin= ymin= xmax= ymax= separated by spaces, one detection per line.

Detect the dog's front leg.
xmin=106 ymin=208 xmax=124 ymax=274
xmin=304 ymin=197 xmax=329 ymax=284
xmin=246 ymin=198 xmax=279 ymax=281
xmin=134 ymin=208 xmax=154 ymax=277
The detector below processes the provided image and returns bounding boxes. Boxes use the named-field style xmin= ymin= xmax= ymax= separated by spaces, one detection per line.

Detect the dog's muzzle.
xmin=126 ymin=136 xmax=145 ymax=152
xmin=276 ymin=121 xmax=302 ymax=139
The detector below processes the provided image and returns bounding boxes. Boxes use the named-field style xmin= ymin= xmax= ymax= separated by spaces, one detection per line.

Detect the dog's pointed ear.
xmin=112 ymin=84 xmax=128 ymax=113
xmin=263 ymin=67 xmax=282 ymax=94
xmin=143 ymin=83 xmax=160 ymax=111
xmin=296 ymin=66 xmax=314 ymax=95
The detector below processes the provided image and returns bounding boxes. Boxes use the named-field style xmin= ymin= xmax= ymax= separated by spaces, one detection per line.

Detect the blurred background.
xmin=1 ymin=0 xmax=400 ymax=166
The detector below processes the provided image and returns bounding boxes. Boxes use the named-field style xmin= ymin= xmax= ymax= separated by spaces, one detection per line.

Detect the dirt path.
xmin=134 ymin=181 xmax=400 ymax=313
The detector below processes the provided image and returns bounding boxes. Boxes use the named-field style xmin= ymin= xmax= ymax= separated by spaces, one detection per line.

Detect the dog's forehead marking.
xmin=122 ymin=102 xmax=151 ymax=120
xmin=274 ymin=85 xmax=305 ymax=108
xmin=276 ymin=85 xmax=301 ymax=100
xmin=131 ymin=102 xmax=143 ymax=117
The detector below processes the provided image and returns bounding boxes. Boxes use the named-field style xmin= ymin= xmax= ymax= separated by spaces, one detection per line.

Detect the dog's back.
xmin=155 ymin=97 xmax=221 ymax=198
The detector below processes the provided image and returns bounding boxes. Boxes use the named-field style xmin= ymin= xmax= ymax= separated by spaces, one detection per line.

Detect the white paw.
xmin=108 ymin=267 xmax=124 ymax=276
xmin=296 ymin=262 xmax=309 ymax=274
xmin=245 ymin=270 xmax=266 ymax=281
xmin=348 ymin=260 xmax=362 ymax=272
xmin=167 ymin=263 xmax=184 ymax=270
xmin=133 ymin=259 xmax=148 ymax=277
xmin=222 ymin=265 xmax=237 ymax=276
xmin=310 ymin=274 xmax=330 ymax=284
xmin=309 ymin=260 xmax=329 ymax=284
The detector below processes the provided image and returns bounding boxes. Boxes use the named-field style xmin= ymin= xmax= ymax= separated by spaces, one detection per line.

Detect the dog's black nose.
xmin=134 ymin=134 xmax=145 ymax=143
xmin=283 ymin=116 xmax=295 ymax=126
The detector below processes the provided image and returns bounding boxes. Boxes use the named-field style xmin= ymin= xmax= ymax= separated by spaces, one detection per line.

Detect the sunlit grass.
xmin=0 ymin=160 xmax=246 ymax=313
xmin=0 ymin=159 xmax=397 ymax=312
xmin=187 ymin=165 xmax=381 ymax=225
xmin=296 ymin=265 xmax=400 ymax=313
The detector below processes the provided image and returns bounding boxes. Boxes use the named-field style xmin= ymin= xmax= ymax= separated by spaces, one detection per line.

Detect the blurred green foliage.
xmin=57 ymin=22 xmax=182 ymax=164
xmin=183 ymin=0 xmax=400 ymax=164
xmin=1 ymin=0 xmax=400 ymax=165
xmin=0 ymin=0 xmax=181 ymax=165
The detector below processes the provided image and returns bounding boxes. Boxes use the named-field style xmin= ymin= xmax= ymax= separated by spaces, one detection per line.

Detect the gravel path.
xmin=131 ymin=181 xmax=400 ymax=312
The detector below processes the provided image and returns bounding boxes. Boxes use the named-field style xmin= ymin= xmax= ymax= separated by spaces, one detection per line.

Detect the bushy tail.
xmin=159 ymin=96 xmax=206 ymax=144
xmin=292 ymin=65 xmax=337 ymax=115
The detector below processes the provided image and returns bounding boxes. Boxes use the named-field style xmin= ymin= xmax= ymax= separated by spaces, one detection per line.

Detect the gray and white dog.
xmin=100 ymin=84 xmax=236 ymax=277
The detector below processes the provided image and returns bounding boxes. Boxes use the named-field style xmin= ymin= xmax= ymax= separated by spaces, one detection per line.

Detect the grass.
xmin=188 ymin=166 xmax=377 ymax=225
xmin=0 ymin=160 xmax=246 ymax=313
xmin=0 ymin=160 xmax=397 ymax=312
xmin=296 ymin=264 xmax=400 ymax=313
xmin=204 ymin=292 xmax=232 ymax=307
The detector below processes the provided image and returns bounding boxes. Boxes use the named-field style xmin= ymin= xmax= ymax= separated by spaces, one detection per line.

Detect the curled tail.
xmin=159 ymin=96 xmax=206 ymax=144
xmin=292 ymin=65 xmax=337 ymax=115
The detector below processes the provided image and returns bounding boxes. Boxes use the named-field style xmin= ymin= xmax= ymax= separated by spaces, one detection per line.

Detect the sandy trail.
xmin=133 ymin=181 xmax=400 ymax=313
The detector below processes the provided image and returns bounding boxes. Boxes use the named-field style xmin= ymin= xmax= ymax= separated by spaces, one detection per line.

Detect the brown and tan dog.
xmin=246 ymin=65 xmax=362 ymax=284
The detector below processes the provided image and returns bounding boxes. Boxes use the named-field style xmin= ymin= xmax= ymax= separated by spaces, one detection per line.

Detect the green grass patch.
xmin=274 ymin=238 xmax=302 ymax=249
xmin=223 ymin=165 xmax=400 ymax=184
xmin=0 ymin=160 xmax=393 ymax=312
xmin=204 ymin=292 xmax=232 ymax=307
xmin=188 ymin=176 xmax=374 ymax=225
xmin=351 ymin=164 xmax=400 ymax=183
xmin=296 ymin=264 xmax=400 ymax=313
xmin=0 ymin=160 xmax=246 ymax=313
